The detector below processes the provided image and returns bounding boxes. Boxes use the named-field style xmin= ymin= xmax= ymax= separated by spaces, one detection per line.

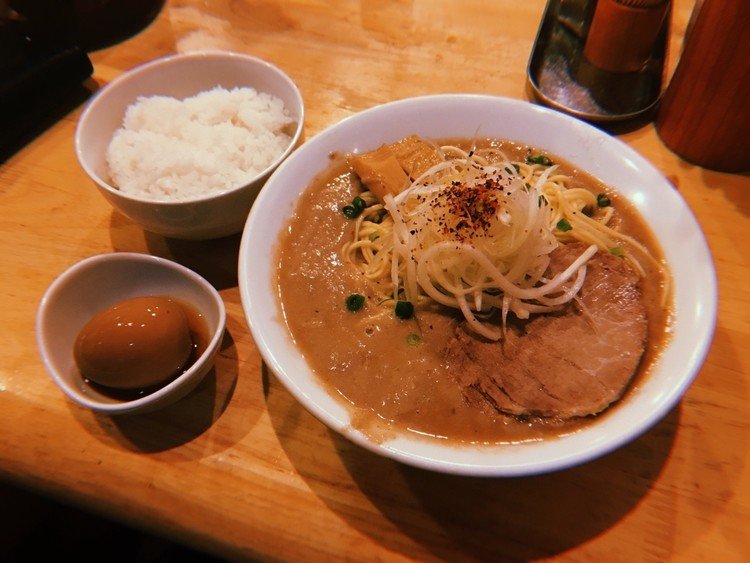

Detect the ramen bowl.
xmin=37 ymin=253 xmax=226 ymax=415
xmin=75 ymin=51 xmax=304 ymax=240
xmin=238 ymin=94 xmax=717 ymax=476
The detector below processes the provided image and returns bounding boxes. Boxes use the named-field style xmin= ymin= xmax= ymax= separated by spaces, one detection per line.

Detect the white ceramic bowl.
xmin=37 ymin=253 xmax=226 ymax=415
xmin=239 ymin=94 xmax=717 ymax=477
xmin=75 ymin=51 xmax=304 ymax=239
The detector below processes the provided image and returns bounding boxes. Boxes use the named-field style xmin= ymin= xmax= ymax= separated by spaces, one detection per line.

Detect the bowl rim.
xmin=36 ymin=252 xmax=227 ymax=414
xmin=238 ymin=93 xmax=718 ymax=476
xmin=74 ymin=50 xmax=305 ymax=206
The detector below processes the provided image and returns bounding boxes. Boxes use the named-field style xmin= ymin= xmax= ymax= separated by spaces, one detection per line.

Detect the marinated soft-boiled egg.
xmin=74 ymin=296 xmax=193 ymax=390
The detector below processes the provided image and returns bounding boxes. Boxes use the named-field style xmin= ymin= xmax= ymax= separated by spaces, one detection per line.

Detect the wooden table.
xmin=2 ymin=1 xmax=748 ymax=560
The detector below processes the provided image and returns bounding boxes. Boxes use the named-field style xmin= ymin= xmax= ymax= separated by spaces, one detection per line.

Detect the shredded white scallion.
xmin=341 ymin=142 xmax=661 ymax=340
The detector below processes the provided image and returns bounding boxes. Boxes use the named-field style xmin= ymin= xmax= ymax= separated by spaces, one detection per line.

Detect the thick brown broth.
xmin=276 ymin=138 xmax=671 ymax=444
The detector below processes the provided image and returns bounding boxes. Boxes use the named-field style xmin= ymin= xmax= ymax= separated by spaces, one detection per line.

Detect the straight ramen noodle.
xmin=276 ymin=136 xmax=671 ymax=444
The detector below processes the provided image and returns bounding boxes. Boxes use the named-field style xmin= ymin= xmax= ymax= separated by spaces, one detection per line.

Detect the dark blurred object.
xmin=0 ymin=29 xmax=92 ymax=110
xmin=527 ymin=0 xmax=670 ymax=124
xmin=0 ymin=479 xmax=227 ymax=562
xmin=8 ymin=0 xmax=164 ymax=52
xmin=655 ymin=0 xmax=750 ymax=173
xmin=0 ymin=0 xmax=162 ymax=159
xmin=0 ymin=16 xmax=92 ymax=158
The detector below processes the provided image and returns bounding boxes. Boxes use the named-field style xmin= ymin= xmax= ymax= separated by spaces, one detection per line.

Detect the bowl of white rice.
xmin=75 ymin=51 xmax=304 ymax=239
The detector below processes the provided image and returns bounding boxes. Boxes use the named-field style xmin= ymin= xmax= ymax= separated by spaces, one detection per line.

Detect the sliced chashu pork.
xmin=445 ymin=243 xmax=648 ymax=419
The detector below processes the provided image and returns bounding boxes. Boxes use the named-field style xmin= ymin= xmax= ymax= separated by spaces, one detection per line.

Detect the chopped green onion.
xmin=597 ymin=193 xmax=611 ymax=207
xmin=368 ymin=232 xmax=380 ymax=242
xmin=513 ymin=163 xmax=521 ymax=173
xmin=609 ymin=246 xmax=625 ymax=257
xmin=342 ymin=195 xmax=368 ymax=219
xmin=345 ymin=293 xmax=365 ymax=311
xmin=352 ymin=196 xmax=366 ymax=211
xmin=406 ymin=333 xmax=421 ymax=346
xmin=342 ymin=205 xmax=359 ymax=219
xmin=526 ymin=154 xmax=552 ymax=166
xmin=394 ymin=300 xmax=414 ymax=319
xmin=556 ymin=218 xmax=572 ymax=232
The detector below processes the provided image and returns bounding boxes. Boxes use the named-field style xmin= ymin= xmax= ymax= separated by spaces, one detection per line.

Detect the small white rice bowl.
xmin=107 ymin=86 xmax=294 ymax=201
xmin=75 ymin=51 xmax=304 ymax=239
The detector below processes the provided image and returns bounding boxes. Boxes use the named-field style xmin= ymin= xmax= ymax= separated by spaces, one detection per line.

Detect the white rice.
xmin=106 ymin=86 xmax=294 ymax=201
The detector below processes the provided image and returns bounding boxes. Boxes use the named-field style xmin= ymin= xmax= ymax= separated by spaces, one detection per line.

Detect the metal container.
xmin=527 ymin=0 xmax=670 ymax=123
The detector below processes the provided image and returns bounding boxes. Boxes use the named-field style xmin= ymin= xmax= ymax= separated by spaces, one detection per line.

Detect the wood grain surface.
xmin=1 ymin=1 xmax=748 ymax=561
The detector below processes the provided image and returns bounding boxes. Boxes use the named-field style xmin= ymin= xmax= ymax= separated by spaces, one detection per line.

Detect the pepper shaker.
xmin=656 ymin=0 xmax=750 ymax=173
xmin=583 ymin=0 xmax=669 ymax=73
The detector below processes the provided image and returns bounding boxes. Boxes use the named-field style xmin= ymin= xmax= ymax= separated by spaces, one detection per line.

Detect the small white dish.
xmin=37 ymin=253 xmax=226 ymax=415
xmin=75 ymin=51 xmax=304 ymax=239
xmin=238 ymin=94 xmax=717 ymax=477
